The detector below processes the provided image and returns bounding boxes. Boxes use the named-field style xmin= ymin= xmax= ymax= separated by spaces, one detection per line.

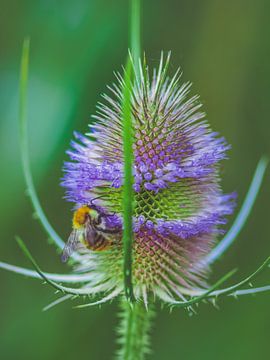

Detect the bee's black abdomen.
xmin=92 ymin=234 xmax=109 ymax=251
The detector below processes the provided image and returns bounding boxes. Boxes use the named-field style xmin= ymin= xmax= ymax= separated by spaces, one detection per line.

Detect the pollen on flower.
xmin=62 ymin=53 xmax=236 ymax=304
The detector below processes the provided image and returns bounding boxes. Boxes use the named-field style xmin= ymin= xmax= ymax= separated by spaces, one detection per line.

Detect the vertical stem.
xmin=122 ymin=0 xmax=141 ymax=303
xmin=130 ymin=0 xmax=141 ymax=72
xmin=121 ymin=1 xmax=143 ymax=357
xmin=122 ymin=59 xmax=135 ymax=302
xmin=116 ymin=299 xmax=155 ymax=360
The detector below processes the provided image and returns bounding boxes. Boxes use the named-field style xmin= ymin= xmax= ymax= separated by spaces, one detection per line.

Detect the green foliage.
xmin=115 ymin=299 xmax=155 ymax=360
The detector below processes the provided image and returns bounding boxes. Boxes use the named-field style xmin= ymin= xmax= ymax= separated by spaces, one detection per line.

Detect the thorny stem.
xmin=122 ymin=0 xmax=141 ymax=303
xmin=116 ymin=299 xmax=154 ymax=360
xmin=122 ymin=58 xmax=135 ymax=303
xmin=119 ymin=1 xmax=153 ymax=358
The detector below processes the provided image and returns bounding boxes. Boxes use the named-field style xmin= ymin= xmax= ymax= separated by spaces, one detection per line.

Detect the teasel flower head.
xmin=61 ymin=53 xmax=236 ymax=305
xmin=1 ymin=45 xmax=268 ymax=312
xmin=0 ymin=32 xmax=268 ymax=360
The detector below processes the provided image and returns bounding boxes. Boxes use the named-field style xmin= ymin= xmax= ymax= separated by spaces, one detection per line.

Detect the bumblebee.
xmin=61 ymin=204 xmax=119 ymax=262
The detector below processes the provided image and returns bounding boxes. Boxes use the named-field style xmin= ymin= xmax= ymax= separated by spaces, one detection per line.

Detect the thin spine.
xmin=115 ymin=298 xmax=155 ymax=360
xmin=19 ymin=38 xmax=80 ymax=262
xmin=0 ymin=261 xmax=94 ymax=283
xmin=205 ymin=157 xmax=269 ymax=265
xmin=230 ymin=285 xmax=270 ymax=296
xmin=16 ymin=236 xmax=121 ymax=301
xmin=170 ymin=256 xmax=270 ymax=305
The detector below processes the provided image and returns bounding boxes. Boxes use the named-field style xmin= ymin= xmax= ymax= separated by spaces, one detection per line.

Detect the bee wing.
xmin=84 ymin=221 xmax=97 ymax=247
xmin=61 ymin=230 xmax=81 ymax=263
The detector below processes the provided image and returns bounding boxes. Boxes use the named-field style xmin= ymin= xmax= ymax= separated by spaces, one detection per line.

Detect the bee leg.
xmin=95 ymin=213 xmax=102 ymax=225
xmin=94 ymin=212 xmax=115 ymax=226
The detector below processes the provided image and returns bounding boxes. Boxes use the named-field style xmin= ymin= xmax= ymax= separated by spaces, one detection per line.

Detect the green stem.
xmin=116 ymin=299 xmax=155 ymax=360
xmin=130 ymin=0 xmax=141 ymax=71
xmin=122 ymin=0 xmax=142 ymax=303
xmin=122 ymin=58 xmax=135 ymax=302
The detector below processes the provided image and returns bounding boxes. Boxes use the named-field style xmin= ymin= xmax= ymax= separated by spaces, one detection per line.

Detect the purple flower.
xmin=61 ymin=54 xmax=235 ymax=303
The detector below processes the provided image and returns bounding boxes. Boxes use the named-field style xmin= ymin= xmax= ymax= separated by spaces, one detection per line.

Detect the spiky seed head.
xmin=62 ymin=54 xmax=235 ymax=304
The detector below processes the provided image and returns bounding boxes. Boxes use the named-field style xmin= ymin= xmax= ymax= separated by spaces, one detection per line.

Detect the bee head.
xmin=72 ymin=205 xmax=98 ymax=229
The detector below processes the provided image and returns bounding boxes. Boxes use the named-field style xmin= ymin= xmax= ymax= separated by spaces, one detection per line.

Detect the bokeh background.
xmin=1 ymin=1 xmax=270 ymax=359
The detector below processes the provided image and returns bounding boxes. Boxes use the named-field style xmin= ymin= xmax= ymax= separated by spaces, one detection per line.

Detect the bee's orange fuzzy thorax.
xmin=72 ymin=206 xmax=93 ymax=229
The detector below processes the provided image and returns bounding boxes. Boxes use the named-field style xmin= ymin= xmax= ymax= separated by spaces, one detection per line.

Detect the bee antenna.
xmin=90 ymin=195 xmax=106 ymax=205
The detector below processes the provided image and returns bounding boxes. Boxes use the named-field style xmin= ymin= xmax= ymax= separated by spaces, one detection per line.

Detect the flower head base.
xmin=62 ymin=54 xmax=235 ymax=304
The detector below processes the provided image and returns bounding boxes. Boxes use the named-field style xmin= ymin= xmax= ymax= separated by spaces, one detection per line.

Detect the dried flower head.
xmin=61 ymin=54 xmax=235 ymax=304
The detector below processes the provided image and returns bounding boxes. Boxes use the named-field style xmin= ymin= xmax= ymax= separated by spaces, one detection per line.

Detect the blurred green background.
xmin=1 ymin=0 xmax=270 ymax=359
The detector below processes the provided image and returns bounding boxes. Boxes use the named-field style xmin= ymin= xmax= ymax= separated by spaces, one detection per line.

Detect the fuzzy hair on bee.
xmin=61 ymin=205 xmax=120 ymax=263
